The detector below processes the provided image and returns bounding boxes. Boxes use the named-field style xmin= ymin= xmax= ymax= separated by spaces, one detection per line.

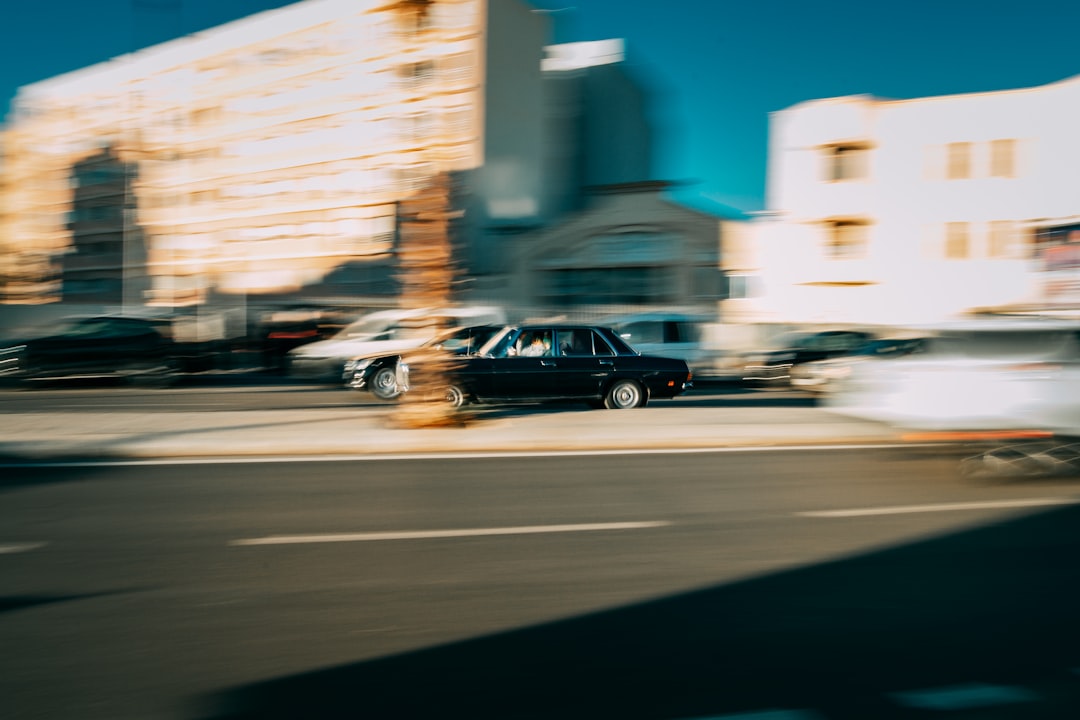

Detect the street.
xmin=0 ymin=378 xmax=817 ymax=414
xmin=4 ymin=443 xmax=1080 ymax=718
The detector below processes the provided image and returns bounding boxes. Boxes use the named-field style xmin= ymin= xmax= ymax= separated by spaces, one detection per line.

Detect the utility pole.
xmin=391 ymin=171 xmax=465 ymax=428
xmin=385 ymin=0 xmax=467 ymax=428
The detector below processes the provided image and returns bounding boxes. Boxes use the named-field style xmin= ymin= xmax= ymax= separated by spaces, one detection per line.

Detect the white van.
xmin=287 ymin=306 xmax=505 ymax=382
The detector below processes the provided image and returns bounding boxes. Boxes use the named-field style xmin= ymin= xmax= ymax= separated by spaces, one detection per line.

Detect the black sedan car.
xmin=741 ymin=329 xmax=877 ymax=387
xmin=344 ymin=324 xmax=501 ymax=399
xmin=0 ymin=315 xmax=177 ymax=385
xmin=398 ymin=324 xmax=693 ymax=409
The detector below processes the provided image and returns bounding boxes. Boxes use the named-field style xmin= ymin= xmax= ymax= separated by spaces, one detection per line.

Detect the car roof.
xmin=513 ymin=324 xmax=617 ymax=330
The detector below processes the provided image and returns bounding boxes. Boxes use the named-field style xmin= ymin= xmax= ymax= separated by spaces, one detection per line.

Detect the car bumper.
xmin=742 ymin=364 xmax=792 ymax=382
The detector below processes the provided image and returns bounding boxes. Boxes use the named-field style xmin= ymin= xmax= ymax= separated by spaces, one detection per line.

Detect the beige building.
xmin=742 ymin=73 xmax=1080 ymax=326
xmin=1 ymin=0 xmax=550 ymax=306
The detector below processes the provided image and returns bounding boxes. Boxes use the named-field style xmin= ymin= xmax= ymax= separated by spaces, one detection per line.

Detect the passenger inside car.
xmin=520 ymin=332 xmax=552 ymax=357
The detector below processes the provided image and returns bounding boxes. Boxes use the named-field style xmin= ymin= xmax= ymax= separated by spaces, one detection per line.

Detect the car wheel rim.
xmin=611 ymin=382 xmax=640 ymax=409
xmin=445 ymin=386 xmax=464 ymax=408
xmin=372 ymin=368 xmax=399 ymax=399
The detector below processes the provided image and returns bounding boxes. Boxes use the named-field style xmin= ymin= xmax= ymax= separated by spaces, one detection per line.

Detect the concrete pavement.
xmin=0 ymin=393 xmax=911 ymax=460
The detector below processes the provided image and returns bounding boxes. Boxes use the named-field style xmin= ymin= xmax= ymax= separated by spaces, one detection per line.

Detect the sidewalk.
xmin=0 ymin=400 xmax=910 ymax=461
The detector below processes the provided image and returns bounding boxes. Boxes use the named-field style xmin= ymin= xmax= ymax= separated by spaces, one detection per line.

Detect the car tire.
xmin=444 ymin=384 xmax=467 ymax=409
xmin=369 ymin=365 xmax=401 ymax=400
xmin=604 ymin=379 xmax=644 ymax=409
xmin=131 ymin=362 xmax=176 ymax=388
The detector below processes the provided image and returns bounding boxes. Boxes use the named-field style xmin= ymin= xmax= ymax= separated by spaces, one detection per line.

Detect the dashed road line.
xmin=231 ymin=520 xmax=671 ymax=546
xmin=0 ymin=542 xmax=48 ymax=554
xmin=796 ymin=497 xmax=1080 ymax=518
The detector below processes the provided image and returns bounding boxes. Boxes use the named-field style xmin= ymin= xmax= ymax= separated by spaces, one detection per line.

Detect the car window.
xmin=64 ymin=319 xmax=115 ymax=337
xmin=925 ymin=330 xmax=1080 ymax=360
xmin=619 ymin=321 xmax=663 ymax=345
xmin=440 ymin=326 xmax=498 ymax=355
xmin=334 ymin=315 xmax=401 ymax=339
xmin=485 ymin=329 xmax=521 ymax=358
xmin=669 ymin=321 xmax=701 ymax=343
xmin=516 ymin=330 xmax=554 ymax=357
xmin=555 ymin=329 xmax=611 ymax=356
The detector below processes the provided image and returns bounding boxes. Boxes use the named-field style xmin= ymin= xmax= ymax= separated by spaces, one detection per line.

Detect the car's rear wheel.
xmin=369 ymin=365 xmax=401 ymax=400
xmin=131 ymin=362 xmax=177 ymax=388
xmin=604 ymin=379 xmax=644 ymax=409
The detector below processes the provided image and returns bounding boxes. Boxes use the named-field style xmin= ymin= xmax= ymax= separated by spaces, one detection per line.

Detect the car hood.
xmin=289 ymin=336 xmax=430 ymax=359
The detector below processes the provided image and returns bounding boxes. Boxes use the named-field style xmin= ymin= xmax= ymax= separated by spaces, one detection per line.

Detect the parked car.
xmin=286 ymin=305 xmax=506 ymax=382
xmin=825 ymin=318 xmax=1080 ymax=434
xmin=0 ymin=315 xmax=177 ymax=385
xmin=253 ymin=310 xmax=327 ymax=373
xmin=608 ymin=312 xmax=716 ymax=378
xmin=741 ymin=329 xmax=878 ymax=387
xmin=789 ymin=336 xmax=926 ymax=393
xmin=345 ymin=324 xmax=501 ymax=399
xmin=397 ymin=324 xmax=693 ymax=409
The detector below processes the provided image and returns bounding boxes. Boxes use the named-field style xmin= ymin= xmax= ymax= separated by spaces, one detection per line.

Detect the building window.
xmin=988 ymin=220 xmax=1017 ymax=258
xmin=946 ymin=142 xmax=971 ymax=179
xmin=438 ymin=52 xmax=475 ymax=85
xmin=945 ymin=222 xmax=970 ymax=258
xmin=824 ymin=219 xmax=869 ymax=259
xmin=823 ymin=144 xmax=869 ymax=182
xmin=726 ymin=274 xmax=757 ymax=299
xmin=397 ymin=61 xmax=435 ymax=86
xmin=990 ymin=139 xmax=1016 ymax=178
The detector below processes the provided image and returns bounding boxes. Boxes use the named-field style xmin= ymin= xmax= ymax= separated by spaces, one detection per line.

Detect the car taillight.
xmin=268 ymin=329 xmax=318 ymax=339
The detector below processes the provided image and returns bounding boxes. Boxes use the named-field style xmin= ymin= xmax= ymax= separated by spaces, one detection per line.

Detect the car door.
xmin=487 ymin=328 xmax=559 ymax=399
xmin=30 ymin=318 xmax=114 ymax=374
xmin=550 ymin=328 xmax=616 ymax=397
xmin=68 ymin=318 xmax=163 ymax=374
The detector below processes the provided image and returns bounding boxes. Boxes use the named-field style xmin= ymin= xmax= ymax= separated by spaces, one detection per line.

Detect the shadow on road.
xmin=200 ymin=505 xmax=1080 ymax=719
xmin=0 ymin=589 xmax=143 ymax=616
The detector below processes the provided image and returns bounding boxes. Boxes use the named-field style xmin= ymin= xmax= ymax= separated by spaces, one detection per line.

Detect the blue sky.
xmin=2 ymin=0 xmax=1077 ymax=215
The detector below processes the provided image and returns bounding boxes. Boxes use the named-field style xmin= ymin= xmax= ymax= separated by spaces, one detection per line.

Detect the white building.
xmin=740 ymin=73 xmax=1080 ymax=326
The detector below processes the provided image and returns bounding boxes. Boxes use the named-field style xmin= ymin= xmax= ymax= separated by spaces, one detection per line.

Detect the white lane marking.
xmin=231 ymin=520 xmax=671 ymax=546
xmin=678 ymin=710 xmax=823 ymax=719
xmin=0 ymin=444 xmax=937 ymax=468
xmin=0 ymin=542 xmax=47 ymax=554
xmin=890 ymin=683 xmax=1038 ymax=710
xmin=797 ymin=497 xmax=1080 ymax=518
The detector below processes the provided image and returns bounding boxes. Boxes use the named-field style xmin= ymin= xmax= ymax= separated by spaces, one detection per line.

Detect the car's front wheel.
xmin=444 ymin=384 xmax=467 ymax=409
xmin=369 ymin=365 xmax=402 ymax=400
xmin=604 ymin=379 xmax=645 ymax=409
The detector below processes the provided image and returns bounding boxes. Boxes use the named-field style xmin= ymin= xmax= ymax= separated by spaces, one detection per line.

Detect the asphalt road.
xmin=4 ymin=449 xmax=1080 ymax=719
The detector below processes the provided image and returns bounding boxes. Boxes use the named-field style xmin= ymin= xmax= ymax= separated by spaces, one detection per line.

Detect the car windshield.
xmin=859 ymin=338 xmax=926 ymax=357
xmin=476 ymin=327 xmax=513 ymax=357
xmin=333 ymin=315 xmax=402 ymax=340
xmin=37 ymin=317 xmax=115 ymax=337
